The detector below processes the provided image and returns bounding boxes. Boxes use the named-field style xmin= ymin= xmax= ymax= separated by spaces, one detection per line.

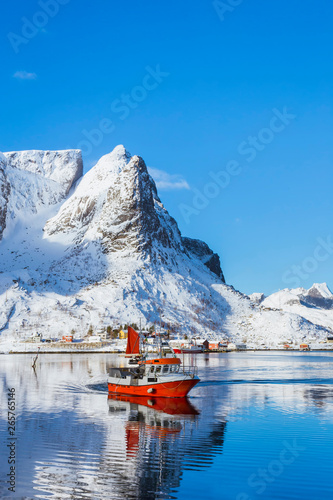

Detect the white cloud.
xmin=13 ymin=71 xmax=37 ymax=81
xmin=148 ymin=167 xmax=190 ymax=191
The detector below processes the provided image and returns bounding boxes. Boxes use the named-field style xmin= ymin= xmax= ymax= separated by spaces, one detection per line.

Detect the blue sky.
xmin=1 ymin=0 xmax=332 ymax=295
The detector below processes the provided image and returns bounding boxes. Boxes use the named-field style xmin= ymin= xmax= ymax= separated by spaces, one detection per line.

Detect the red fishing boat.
xmin=172 ymin=345 xmax=203 ymax=354
xmin=108 ymin=327 xmax=200 ymax=397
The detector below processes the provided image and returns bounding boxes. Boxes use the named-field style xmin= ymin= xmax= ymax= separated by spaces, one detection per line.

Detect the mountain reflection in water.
xmin=0 ymin=354 xmax=227 ymax=500
xmin=0 ymin=352 xmax=333 ymax=499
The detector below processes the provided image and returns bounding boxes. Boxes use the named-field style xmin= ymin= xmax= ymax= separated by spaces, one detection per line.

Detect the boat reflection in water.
xmin=108 ymin=394 xmax=200 ymax=416
xmin=108 ymin=395 xmax=199 ymax=451
xmin=106 ymin=394 xmax=226 ymax=499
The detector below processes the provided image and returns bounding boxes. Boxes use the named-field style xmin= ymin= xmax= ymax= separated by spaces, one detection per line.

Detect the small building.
xmin=208 ymin=342 xmax=220 ymax=350
xmin=202 ymin=340 xmax=209 ymax=350
xmin=327 ymin=336 xmax=333 ymax=343
xmin=31 ymin=333 xmax=43 ymax=343
xmin=119 ymin=330 xmax=127 ymax=339
xmin=62 ymin=335 xmax=73 ymax=342
xmin=87 ymin=335 xmax=102 ymax=343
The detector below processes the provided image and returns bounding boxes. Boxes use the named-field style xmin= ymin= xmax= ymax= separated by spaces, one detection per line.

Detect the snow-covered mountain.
xmin=260 ymin=283 xmax=333 ymax=332
xmin=0 ymin=145 xmax=331 ymax=349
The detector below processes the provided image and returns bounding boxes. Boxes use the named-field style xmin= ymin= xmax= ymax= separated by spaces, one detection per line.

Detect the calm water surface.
xmin=1 ymin=352 xmax=333 ymax=499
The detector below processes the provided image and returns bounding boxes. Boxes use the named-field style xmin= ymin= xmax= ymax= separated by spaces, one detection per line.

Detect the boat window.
xmin=175 ymin=365 xmax=179 ymax=373
xmin=162 ymin=365 xmax=169 ymax=373
xmin=150 ymin=366 xmax=155 ymax=373
xmin=155 ymin=366 xmax=161 ymax=373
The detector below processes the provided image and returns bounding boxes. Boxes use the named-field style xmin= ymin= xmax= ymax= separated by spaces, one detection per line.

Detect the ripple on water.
xmin=199 ymin=377 xmax=333 ymax=386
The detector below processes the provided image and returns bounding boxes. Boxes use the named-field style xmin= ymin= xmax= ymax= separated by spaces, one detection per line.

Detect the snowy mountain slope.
xmin=4 ymin=150 xmax=82 ymax=195
xmin=0 ymin=150 xmax=82 ymax=242
xmin=0 ymin=145 xmax=331 ymax=348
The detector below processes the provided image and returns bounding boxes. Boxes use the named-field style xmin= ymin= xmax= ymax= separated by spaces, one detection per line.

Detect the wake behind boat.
xmin=108 ymin=327 xmax=200 ymax=398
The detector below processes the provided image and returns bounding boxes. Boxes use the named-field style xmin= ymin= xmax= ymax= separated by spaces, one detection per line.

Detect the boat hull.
xmin=173 ymin=348 xmax=203 ymax=354
xmin=108 ymin=378 xmax=199 ymax=398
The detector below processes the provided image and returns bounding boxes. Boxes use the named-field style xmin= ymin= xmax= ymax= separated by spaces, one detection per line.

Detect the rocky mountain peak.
xmin=44 ymin=146 xmax=183 ymax=260
xmin=41 ymin=145 xmax=227 ymax=287
xmin=301 ymin=283 xmax=333 ymax=310
xmin=307 ymin=283 xmax=332 ymax=299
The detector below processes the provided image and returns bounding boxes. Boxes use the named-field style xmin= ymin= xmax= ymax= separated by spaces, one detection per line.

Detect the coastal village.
xmin=6 ymin=325 xmax=333 ymax=353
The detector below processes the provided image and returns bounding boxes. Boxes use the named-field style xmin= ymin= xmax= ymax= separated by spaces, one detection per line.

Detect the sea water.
xmin=0 ymin=351 xmax=333 ymax=499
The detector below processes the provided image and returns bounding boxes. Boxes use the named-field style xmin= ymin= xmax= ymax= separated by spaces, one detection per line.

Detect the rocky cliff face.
xmin=0 ymin=154 xmax=10 ymax=240
xmin=182 ymin=237 xmax=225 ymax=281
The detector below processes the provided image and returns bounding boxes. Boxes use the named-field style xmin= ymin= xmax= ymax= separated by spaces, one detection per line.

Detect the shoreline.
xmin=1 ymin=348 xmax=333 ymax=355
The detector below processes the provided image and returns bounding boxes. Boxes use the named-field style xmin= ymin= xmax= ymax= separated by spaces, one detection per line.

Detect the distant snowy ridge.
xmin=0 ymin=145 xmax=332 ymax=350
xmin=261 ymin=283 xmax=333 ymax=331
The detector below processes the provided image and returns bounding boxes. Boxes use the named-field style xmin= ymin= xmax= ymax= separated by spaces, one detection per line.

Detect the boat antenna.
xmin=139 ymin=318 xmax=143 ymax=357
xmin=159 ymin=310 xmax=163 ymax=358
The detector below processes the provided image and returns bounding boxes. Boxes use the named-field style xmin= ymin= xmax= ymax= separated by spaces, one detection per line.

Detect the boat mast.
xmin=139 ymin=317 xmax=145 ymax=358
